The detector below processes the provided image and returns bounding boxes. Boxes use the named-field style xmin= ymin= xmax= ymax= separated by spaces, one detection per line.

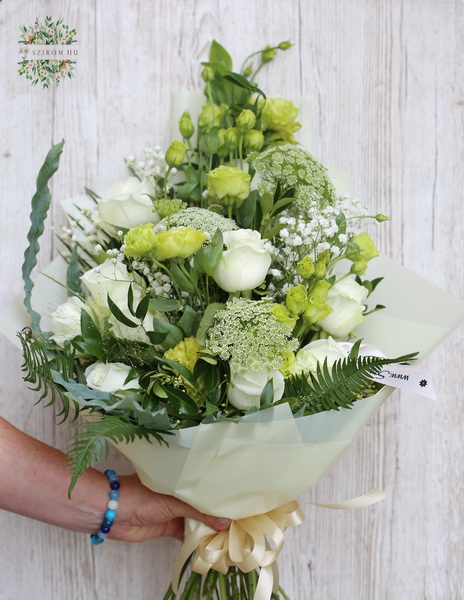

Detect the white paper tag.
xmin=368 ymin=365 xmax=435 ymax=399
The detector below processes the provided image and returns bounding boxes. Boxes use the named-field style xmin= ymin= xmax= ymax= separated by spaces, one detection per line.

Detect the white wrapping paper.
xmin=2 ymin=254 xmax=462 ymax=519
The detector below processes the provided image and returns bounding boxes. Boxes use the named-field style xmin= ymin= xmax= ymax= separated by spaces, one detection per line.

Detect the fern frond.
xmin=66 ymin=416 xmax=168 ymax=496
xmin=283 ymin=351 xmax=418 ymax=415
xmin=18 ymin=328 xmax=80 ymax=422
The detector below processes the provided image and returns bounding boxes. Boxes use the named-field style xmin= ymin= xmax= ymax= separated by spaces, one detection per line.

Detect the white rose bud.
xmin=213 ymin=229 xmax=272 ymax=292
xmin=319 ymin=276 xmax=369 ymax=339
xmin=227 ymin=370 xmax=284 ymax=410
xmin=51 ymin=296 xmax=86 ymax=345
xmin=85 ymin=362 xmax=139 ymax=393
xmin=98 ymin=177 xmax=159 ymax=228
xmin=294 ymin=337 xmax=348 ymax=375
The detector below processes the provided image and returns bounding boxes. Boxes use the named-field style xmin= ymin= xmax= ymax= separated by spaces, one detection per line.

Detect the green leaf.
xmin=177 ymin=305 xmax=202 ymax=337
xmin=259 ymin=192 xmax=274 ymax=216
xmin=66 ymin=416 xmax=160 ymax=496
xmin=260 ymin=379 xmax=274 ymax=407
xmin=50 ymin=370 xmax=115 ymax=407
xmin=149 ymin=297 xmax=181 ymax=312
xmin=22 ymin=139 xmax=64 ymax=333
xmin=76 ymin=310 xmax=105 ymax=359
xmin=196 ymin=303 xmax=225 ymax=345
xmin=170 ymin=264 xmax=196 ymax=294
xmin=107 ymin=295 xmax=138 ymax=328
xmin=67 ymin=244 xmax=81 ymax=296
xmin=135 ymin=294 xmax=150 ymax=321
xmin=282 ymin=351 xmax=418 ymax=415
xmin=163 ymin=386 xmax=200 ymax=416
xmin=17 ymin=328 xmax=80 ymax=422
xmin=236 ymin=191 xmax=257 ymax=228
xmin=209 ymin=40 xmax=233 ymax=70
xmin=151 ymin=318 xmax=184 ymax=350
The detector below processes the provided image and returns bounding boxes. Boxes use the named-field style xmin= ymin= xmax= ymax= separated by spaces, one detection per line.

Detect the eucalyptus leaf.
xmin=22 ymin=139 xmax=64 ymax=333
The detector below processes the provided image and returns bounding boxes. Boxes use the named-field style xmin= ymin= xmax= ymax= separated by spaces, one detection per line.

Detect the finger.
xmin=174 ymin=500 xmax=231 ymax=531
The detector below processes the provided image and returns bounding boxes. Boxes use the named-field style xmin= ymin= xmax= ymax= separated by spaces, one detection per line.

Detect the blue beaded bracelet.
xmin=90 ymin=470 xmax=120 ymax=545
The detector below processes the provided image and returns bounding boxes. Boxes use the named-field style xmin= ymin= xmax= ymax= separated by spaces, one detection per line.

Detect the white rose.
xmin=294 ymin=337 xmax=348 ymax=375
xmin=51 ymin=296 xmax=86 ymax=345
xmin=85 ymin=362 xmax=139 ymax=393
xmin=337 ymin=341 xmax=385 ymax=358
xmin=227 ymin=370 xmax=285 ymax=410
xmin=319 ymin=277 xmax=369 ymax=339
xmin=213 ymin=229 xmax=272 ymax=292
xmin=81 ymin=259 xmax=143 ymax=308
xmin=98 ymin=177 xmax=159 ymax=228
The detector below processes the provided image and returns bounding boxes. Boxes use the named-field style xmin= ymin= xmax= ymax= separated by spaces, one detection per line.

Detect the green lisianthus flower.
xmin=124 ymin=223 xmax=158 ymax=257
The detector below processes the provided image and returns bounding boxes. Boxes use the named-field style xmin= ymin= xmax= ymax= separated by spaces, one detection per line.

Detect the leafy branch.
xmin=66 ymin=416 xmax=167 ymax=496
xmin=18 ymin=327 xmax=81 ymax=422
xmin=282 ymin=345 xmax=418 ymax=415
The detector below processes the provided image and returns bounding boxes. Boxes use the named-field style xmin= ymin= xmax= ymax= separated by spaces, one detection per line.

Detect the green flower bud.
xmin=311 ymin=280 xmax=331 ymax=301
xmin=201 ymin=66 xmax=214 ymax=82
xmin=179 ymin=112 xmax=194 ymax=139
xmin=285 ymin=284 xmax=308 ymax=316
xmin=236 ymin=109 xmax=256 ymax=133
xmin=303 ymin=294 xmax=333 ymax=324
xmin=314 ymin=261 xmax=327 ymax=280
xmin=297 ymin=255 xmax=315 ymax=279
xmin=153 ymin=198 xmax=187 ymax=219
xmin=350 ymin=232 xmax=379 ymax=262
xmin=124 ymin=224 xmax=158 ymax=258
xmin=350 ymin=259 xmax=368 ymax=276
xmin=318 ymin=250 xmax=331 ymax=264
xmin=278 ymin=41 xmax=293 ymax=50
xmin=152 ymin=227 xmax=207 ymax=260
xmin=375 ymin=214 xmax=389 ymax=222
xmin=262 ymin=45 xmax=277 ymax=63
xmin=243 ymin=65 xmax=253 ymax=77
xmin=270 ymin=304 xmax=298 ymax=328
xmin=217 ymin=128 xmax=228 ymax=158
xmin=165 ymin=141 xmax=186 ymax=168
xmin=224 ymin=127 xmax=240 ymax=151
xmin=243 ymin=129 xmax=264 ymax=153
xmin=207 ymin=166 xmax=251 ymax=206
xmin=198 ymin=103 xmax=225 ymax=133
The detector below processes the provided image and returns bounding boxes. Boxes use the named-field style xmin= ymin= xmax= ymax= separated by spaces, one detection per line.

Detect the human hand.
xmin=108 ymin=473 xmax=230 ymax=542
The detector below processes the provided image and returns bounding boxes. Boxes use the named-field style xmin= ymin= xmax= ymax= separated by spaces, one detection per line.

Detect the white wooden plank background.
xmin=0 ymin=1 xmax=463 ymax=598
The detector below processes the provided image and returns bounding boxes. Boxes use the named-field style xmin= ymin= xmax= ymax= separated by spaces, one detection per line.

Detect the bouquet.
xmin=8 ymin=40 xmax=463 ymax=599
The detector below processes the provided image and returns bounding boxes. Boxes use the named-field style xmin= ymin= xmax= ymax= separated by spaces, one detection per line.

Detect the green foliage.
xmin=66 ymin=416 xmax=165 ymax=496
xmin=22 ymin=140 xmax=64 ymax=334
xmin=282 ymin=348 xmax=418 ymax=415
xmin=17 ymin=327 xmax=80 ymax=422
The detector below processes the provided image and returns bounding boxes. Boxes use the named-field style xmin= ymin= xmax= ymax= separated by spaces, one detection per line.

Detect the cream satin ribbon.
xmin=172 ymin=490 xmax=386 ymax=600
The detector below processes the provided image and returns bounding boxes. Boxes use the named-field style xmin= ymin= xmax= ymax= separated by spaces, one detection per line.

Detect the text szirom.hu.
xmin=18 ymin=45 xmax=79 ymax=60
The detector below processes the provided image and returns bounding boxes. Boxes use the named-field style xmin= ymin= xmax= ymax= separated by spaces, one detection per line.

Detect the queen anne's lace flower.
xmin=206 ymin=298 xmax=298 ymax=373
xmin=156 ymin=207 xmax=238 ymax=239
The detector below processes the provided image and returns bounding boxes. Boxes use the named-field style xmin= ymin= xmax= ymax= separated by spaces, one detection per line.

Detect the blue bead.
xmin=102 ymin=518 xmax=113 ymax=528
xmin=108 ymin=474 xmax=119 ymax=483
xmin=91 ymin=534 xmax=104 ymax=545
xmin=100 ymin=526 xmax=111 ymax=534
xmin=105 ymin=470 xmax=116 ymax=477
xmin=97 ymin=531 xmax=108 ymax=539
xmin=109 ymin=490 xmax=120 ymax=500
xmin=105 ymin=509 xmax=116 ymax=520
xmin=110 ymin=481 xmax=120 ymax=490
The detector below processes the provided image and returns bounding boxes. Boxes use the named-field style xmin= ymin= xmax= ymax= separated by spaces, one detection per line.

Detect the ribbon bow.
xmin=172 ymin=489 xmax=386 ymax=600
xmin=172 ymin=500 xmax=305 ymax=600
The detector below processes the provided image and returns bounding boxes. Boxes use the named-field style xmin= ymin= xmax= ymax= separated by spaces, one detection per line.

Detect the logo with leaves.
xmin=18 ymin=16 xmax=77 ymax=88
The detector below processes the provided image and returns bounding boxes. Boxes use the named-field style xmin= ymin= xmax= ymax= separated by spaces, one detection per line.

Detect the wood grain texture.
xmin=0 ymin=0 xmax=463 ymax=598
